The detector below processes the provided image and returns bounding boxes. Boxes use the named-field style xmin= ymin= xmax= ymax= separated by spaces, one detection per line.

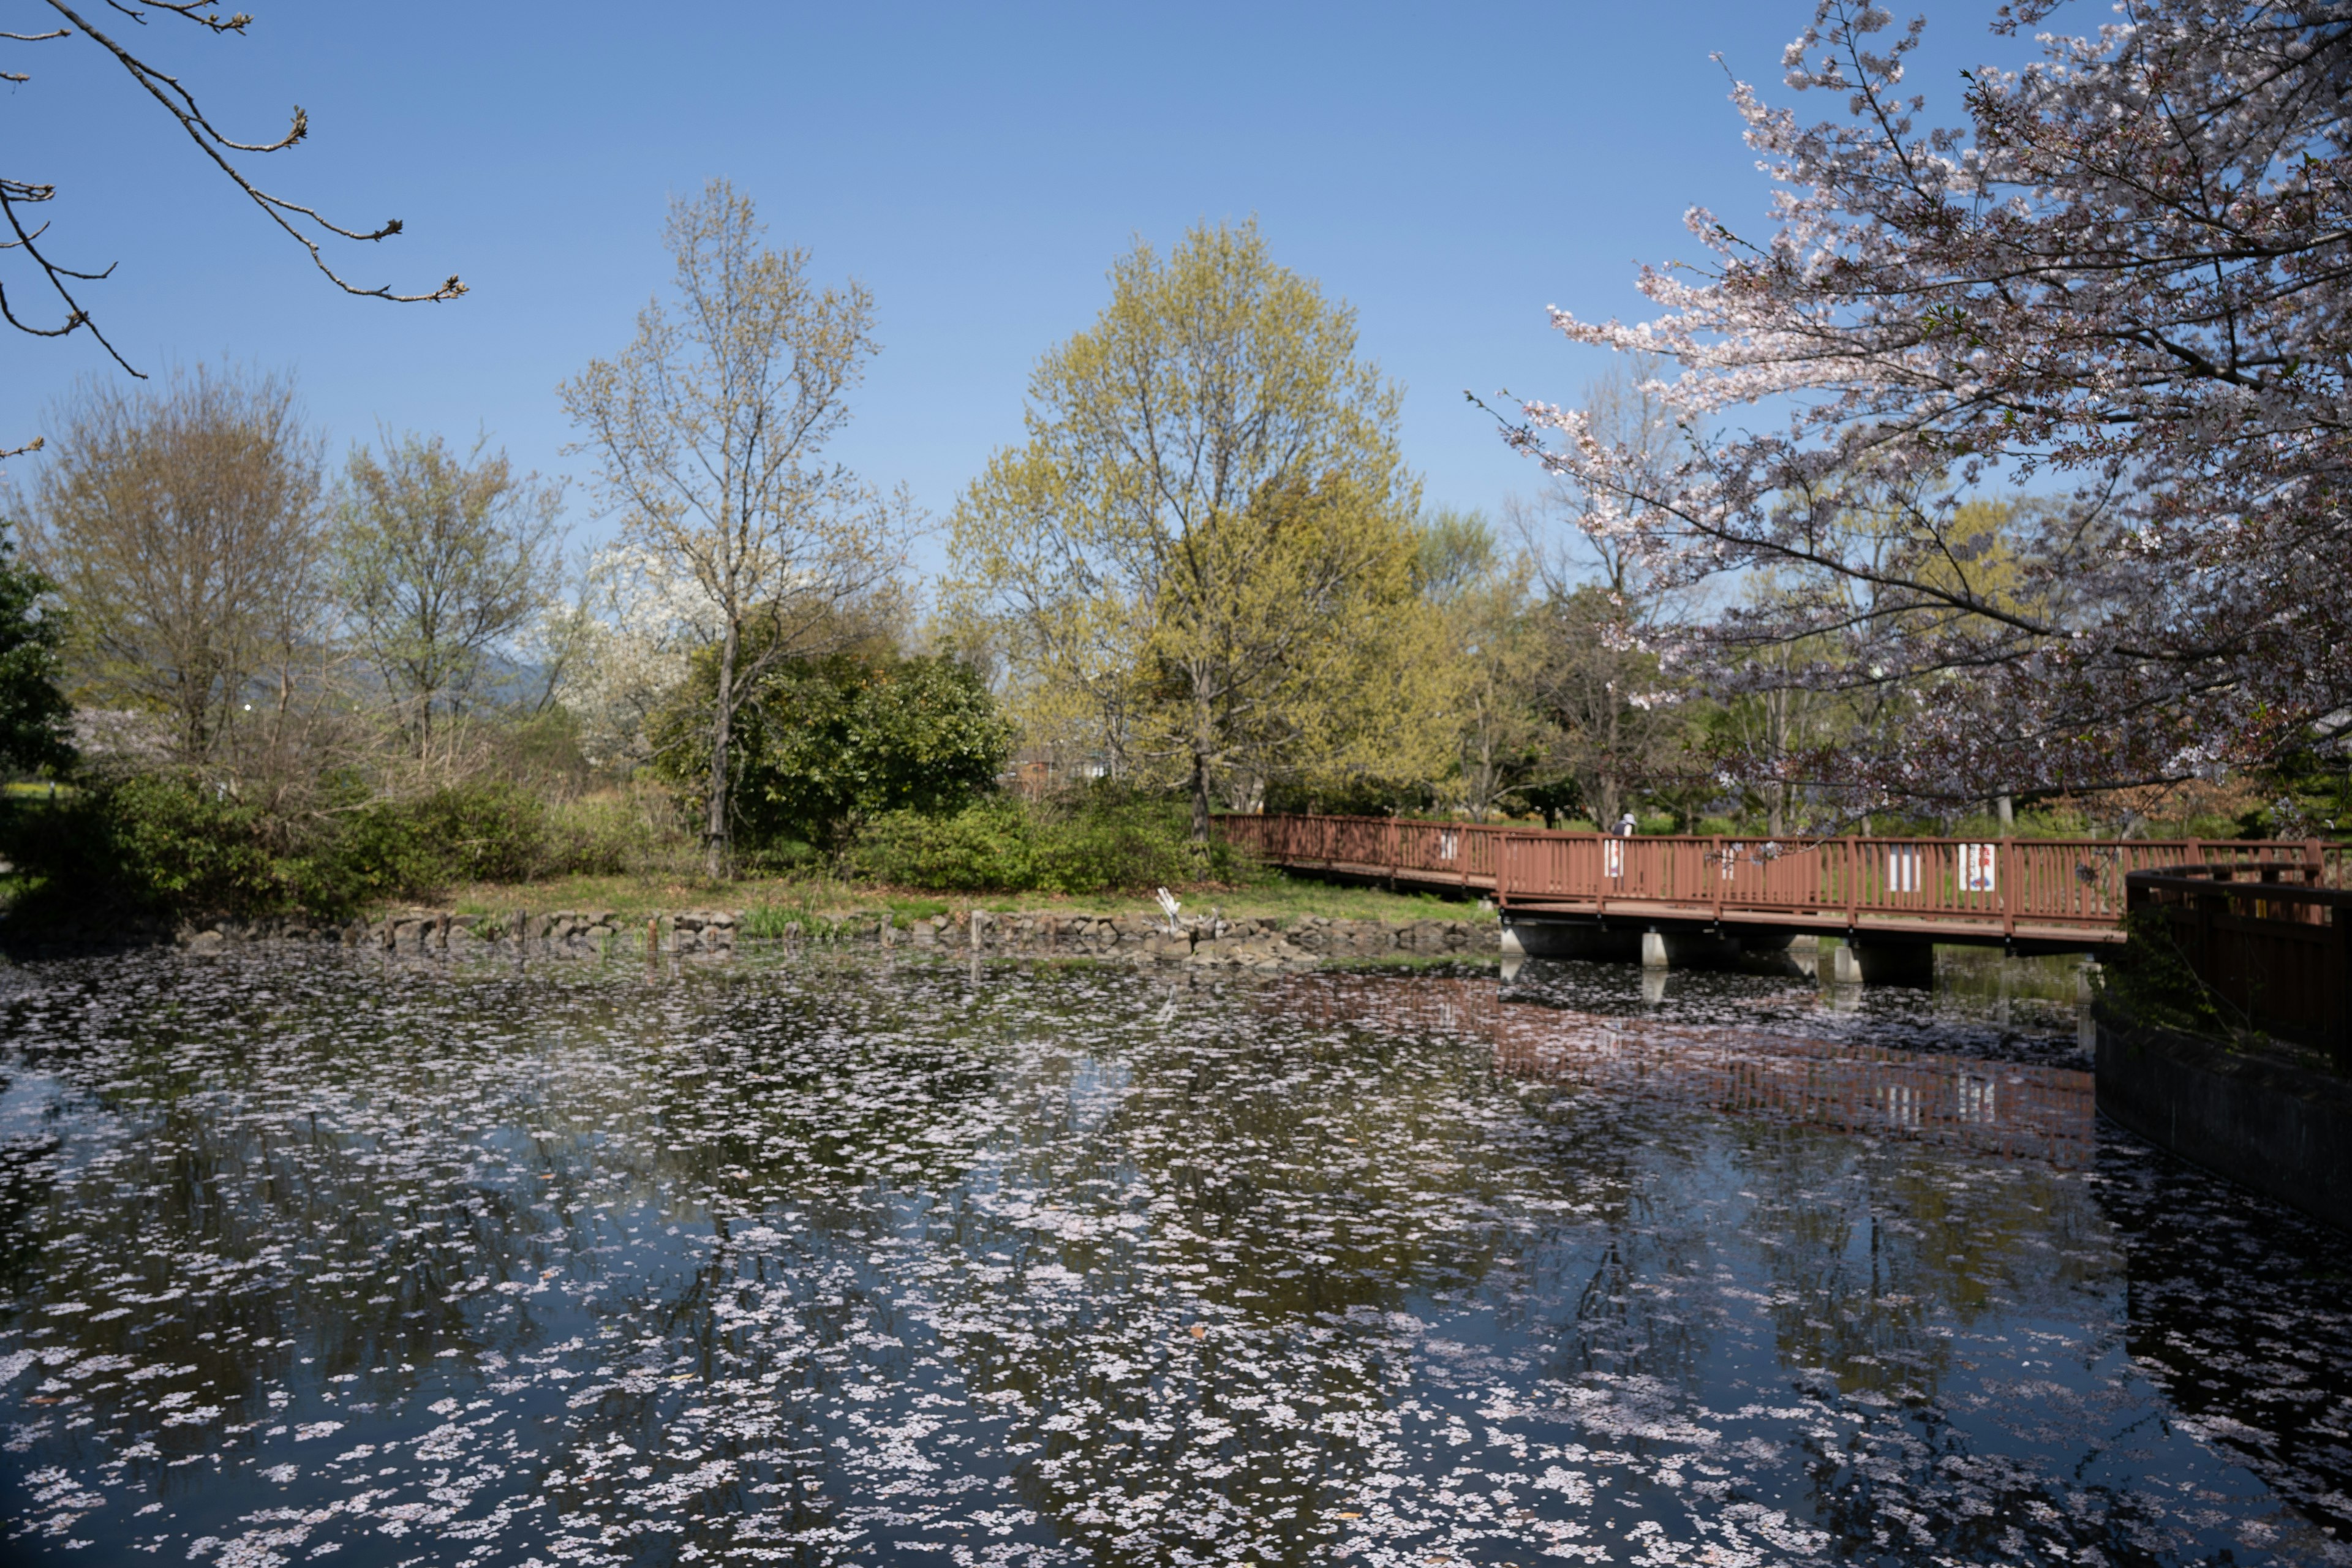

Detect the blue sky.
xmin=1 ymin=2 xmax=2010 ymax=576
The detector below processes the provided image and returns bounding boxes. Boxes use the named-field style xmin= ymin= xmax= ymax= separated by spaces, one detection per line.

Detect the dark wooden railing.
xmin=1218 ymin=812 xmax=2335 ymax=945
xmin=2124 ymin=862 xmax=2352 ymax=1063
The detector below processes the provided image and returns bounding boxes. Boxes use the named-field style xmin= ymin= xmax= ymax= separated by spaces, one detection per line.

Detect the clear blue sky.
xmin=0 ymin=2 xmax=2005 ymax=575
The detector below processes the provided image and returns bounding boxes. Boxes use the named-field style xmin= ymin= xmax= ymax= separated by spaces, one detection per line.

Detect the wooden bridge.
xmin=1218 ymin=812 xmax=2345 ymax=952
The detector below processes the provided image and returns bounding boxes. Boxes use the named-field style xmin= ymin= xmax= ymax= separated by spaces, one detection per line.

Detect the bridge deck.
xmin=1224 ymin=816 xmax=2339 ymax=948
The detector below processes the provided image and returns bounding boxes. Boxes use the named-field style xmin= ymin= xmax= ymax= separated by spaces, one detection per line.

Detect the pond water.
xmin=0 ymin=947 xmax=2347 ymax=1566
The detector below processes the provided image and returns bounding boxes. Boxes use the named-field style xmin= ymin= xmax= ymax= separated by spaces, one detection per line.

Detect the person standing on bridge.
xmin=1613 ymin=812 xmax=1637 ymax=838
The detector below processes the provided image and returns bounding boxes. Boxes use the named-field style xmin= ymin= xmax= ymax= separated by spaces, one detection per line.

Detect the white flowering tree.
xmin=1513 ymin=0 xmax=2352 ymax=807
xmin=537 ymin=544 xmax=718 ymax=771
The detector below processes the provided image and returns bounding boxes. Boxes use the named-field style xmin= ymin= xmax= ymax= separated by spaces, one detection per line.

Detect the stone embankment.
xmin=911 ymin=910 xmax=1497 ymax=967
xmin=169 ymin=908 xmax=1499 ymax=968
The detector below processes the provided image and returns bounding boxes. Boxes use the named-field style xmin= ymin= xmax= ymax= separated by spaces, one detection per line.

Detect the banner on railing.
xmin=1604 ymin=839 xmax=1624 ymax=879
xmin=1438 ymin=830 xmax=1458 ymax=862
xmin=1959 ymin=843 xmax=1997 ymax=893
xmin=1889 ymin=847 xmax=1920 ymax=894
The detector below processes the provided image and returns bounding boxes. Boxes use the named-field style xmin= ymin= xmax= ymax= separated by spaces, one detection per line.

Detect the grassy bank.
xmin=442 ymin=869 xmax=1494 ymax=929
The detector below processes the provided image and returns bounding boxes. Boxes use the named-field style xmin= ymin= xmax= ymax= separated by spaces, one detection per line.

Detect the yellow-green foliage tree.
xmin=945 ymin=220 xmax=1442 ymax=838
xmin=1416 ymin=509 xmax=1548 ymax=820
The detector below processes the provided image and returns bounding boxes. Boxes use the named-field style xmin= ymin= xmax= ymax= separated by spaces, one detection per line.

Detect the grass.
xmin=437 ymin=866 xmax=1494 ymax=928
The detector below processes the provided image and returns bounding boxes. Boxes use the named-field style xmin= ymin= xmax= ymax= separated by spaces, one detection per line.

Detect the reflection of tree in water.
xmin=0 ymin=956 xmax=1027 ymax=1554
xmin=0 ymin=964 xmax=570 ymax=1476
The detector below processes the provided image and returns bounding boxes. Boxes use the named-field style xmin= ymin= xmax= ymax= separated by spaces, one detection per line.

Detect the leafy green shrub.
xmin=850 ymin=799 xmax=1039 ymax=892
xmin=848 ymin=791 xmax=1251 ymax=894
xmin=305 ymin=796 xmax=439 ymax=909
xmin=407 ymin=780 xmax=548 ymax=883
xmin=314 ymin=780 xmax=549 ymax=902
xmin=6 ymin=772 xmax=627 ymax=925
xmin=1030 ymin=795 xmax=1228 ymax=893
xmin=0 ymin=771 xmax=293 ymax=922
xmin=650 ymin=643 xmax=1012 ymax=854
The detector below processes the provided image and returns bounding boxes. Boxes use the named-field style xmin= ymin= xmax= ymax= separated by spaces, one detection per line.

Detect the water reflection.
xmin=1290 ymin=972 xmax=2095 ymax=1167
xmin=0 ymin=949 xmax=2342 ymax=1566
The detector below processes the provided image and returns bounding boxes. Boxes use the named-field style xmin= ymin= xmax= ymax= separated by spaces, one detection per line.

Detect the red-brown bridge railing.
xmin=1218 ymin=812 xmax=2339 ymax=947
xmin=2124 ymin=862 xmax=2351 ymax=1062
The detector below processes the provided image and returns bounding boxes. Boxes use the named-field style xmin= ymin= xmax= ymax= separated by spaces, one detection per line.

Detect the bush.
xmin=0 ymin=772 xmax=295 ymax=924
xmin=649 ymin=643 xmax=1012 ymax=854
xmin=402 ymin=780 xmax=548 ymax=883
xmin=316 ymin=780 xmax=548 ymax=902
xmin=2 ymin=772 xmax=650 ymax=926
xmin=1030 ymin=795 xmax=1233 ymax=893
xmin=848 ymin=800 xmax=1038 ymax=892
xmin=2097 ymin=908 xmax=2240 ymax=1040
xmin=848 ymin=791 xmax=1251 ymax=895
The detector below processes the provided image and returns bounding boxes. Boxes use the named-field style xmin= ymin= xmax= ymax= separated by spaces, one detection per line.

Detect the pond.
xmin=0 ymin=946 xmax=2346 ymax=1566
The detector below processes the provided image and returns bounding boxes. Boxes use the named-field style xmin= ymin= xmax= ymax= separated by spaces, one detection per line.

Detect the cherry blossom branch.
xmin=1513 ymin=0 xmax=2352 ymax=805
xmin=4 ymin=0 xmax=464 ymax=378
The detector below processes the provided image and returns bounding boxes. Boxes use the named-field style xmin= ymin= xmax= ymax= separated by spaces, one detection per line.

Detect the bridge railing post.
xmin=1999 ymin=839 xmax=2015 ymax=939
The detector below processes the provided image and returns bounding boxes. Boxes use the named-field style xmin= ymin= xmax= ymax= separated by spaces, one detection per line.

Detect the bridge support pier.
xmin=1505 ymin=921 xmax=1642 ymax=962
xmin=1830 ymin=937 xmax=1936 ymax=987
xmin=1641 ymin=930 xmax=1747 ymax=969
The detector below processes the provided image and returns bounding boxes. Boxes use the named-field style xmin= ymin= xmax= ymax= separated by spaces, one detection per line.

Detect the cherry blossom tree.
xmin=1510 ymin=0 xmax=2352 ymax=809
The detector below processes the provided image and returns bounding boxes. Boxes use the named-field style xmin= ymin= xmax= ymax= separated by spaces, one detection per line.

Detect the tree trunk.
xmin=706 ymin=619 xmax=740 ymax=880
xmin=1996 ymin=793 xmax=2015 ymax=837
xmin=1189 ymin=748 xmax=1212 ymax=843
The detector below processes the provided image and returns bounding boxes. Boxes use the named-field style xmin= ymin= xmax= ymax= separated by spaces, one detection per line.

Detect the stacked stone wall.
xmin=140 ymin=907 xmax=1500 ymax=970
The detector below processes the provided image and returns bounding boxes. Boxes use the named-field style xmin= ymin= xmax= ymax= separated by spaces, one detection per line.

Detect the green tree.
xmin=651 ymin=638 xmax=1010 ymax=859
xmin=0 ymin=517 xmax=72 ymax=775
xmin=1418 ymin=509 xmax=1547 ymax=820
xmin=330 ymin=431 xmax=564 ymax=755
xmin=561 ymin=180 xmax=910 ymax=879
xmin=1528 ymin=584 xmax=1686 ymax=829
xmin=945 ymin=219 xmax=1439 ymax=838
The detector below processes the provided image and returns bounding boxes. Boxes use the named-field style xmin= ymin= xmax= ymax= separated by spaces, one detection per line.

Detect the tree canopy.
xmin=1516 ymin=0 xmax=2352 ymax=806
xmin=649 ymin=638 xmax=1010 ymax=859
xmin=0 ymin=518 xmax=74 ymax=777
xmin=331 ymin=432 xmax=564 ymax=755
xmin=945 ymin=219 xmax=1442 ymax=837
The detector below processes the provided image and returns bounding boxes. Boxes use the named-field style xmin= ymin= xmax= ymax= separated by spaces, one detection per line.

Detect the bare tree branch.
xmin=2 ymin=0 xmax=464 ymax=383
